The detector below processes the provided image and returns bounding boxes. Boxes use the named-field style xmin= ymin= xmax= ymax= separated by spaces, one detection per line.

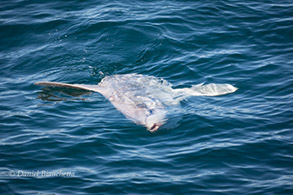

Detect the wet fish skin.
xmin=35 ymin=73 xmax=238 ymax=131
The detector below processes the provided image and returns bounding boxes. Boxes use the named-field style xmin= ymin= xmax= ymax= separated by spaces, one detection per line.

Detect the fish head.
xmin=145 ymin=109 xmax=166 ymax=132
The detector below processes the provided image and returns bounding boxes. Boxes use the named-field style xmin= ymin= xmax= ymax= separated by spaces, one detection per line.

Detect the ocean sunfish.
xmin=35 ymin=73 xmax=238 ymax=132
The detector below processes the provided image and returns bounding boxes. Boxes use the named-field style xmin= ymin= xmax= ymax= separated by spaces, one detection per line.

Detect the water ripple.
xmin=0 ymin=0 xmax=292 ymax=194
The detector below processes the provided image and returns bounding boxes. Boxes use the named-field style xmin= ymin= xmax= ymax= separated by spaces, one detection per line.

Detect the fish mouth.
xmin=148 ymin=123 xmax=161 ymax=132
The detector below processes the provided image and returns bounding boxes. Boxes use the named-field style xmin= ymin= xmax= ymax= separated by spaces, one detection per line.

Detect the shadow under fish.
xmin=35 ymin=73 xmax=238 ymax=132
xmin=37 ymin=86 xmax=92 ymax=102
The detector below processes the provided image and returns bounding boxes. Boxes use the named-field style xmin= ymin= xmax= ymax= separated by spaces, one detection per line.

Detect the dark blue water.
xmin=1 ymin=0 xmax=292 ymax=194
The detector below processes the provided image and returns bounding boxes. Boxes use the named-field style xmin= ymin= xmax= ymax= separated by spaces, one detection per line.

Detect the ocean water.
xmin=0 ymin=0 xmax=292 ymax=194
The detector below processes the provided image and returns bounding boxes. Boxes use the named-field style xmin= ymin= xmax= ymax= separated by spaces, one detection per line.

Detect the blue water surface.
xmin=0 ymin=0 xmax=292 ymax=194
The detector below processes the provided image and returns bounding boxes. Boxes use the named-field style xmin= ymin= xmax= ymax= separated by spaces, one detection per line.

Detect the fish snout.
xmin=145 ymin=110 xmax=166 ymax=132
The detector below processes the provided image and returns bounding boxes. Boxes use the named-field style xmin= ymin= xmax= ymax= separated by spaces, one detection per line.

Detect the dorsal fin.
xmin=34 ymin=81 xmax=102 ymax=93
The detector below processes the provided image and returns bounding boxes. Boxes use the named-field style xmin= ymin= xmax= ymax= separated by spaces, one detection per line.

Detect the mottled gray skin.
xmin=35 ymin=73 xmax=237 ymax=132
